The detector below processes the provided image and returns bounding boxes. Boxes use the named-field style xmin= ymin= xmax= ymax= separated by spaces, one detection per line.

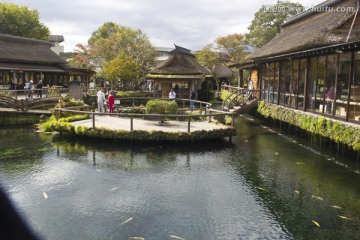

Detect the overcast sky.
xmin=6 ymin=0 xmax=321 ymax=52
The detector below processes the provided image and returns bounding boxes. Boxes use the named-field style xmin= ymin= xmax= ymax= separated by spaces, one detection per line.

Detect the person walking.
xmin=189 ymin=89 xmax=196 ymax=111
xmin=108 ymin=90 xmax=115 ymax=114
xmin=36 ymin=80 xmax=43 ymax=98
xmin=247 ymin=78 xmax=254 ymax=100
xmin=169 ymin=88 xmax=176 ymax=101
xmin=97 ymin=89 xmax=106 ymax=113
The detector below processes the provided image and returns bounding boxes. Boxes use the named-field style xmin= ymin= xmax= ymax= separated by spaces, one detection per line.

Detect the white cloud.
xmin=5 ymin=0 xmax=322 ymax=52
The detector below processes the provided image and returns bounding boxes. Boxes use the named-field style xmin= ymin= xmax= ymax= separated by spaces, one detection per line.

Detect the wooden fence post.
xmin=130 ymin=117 xmax=133 ymax=131
xmin=187 ymin=116 xmax=191 ymax=133
xmin=93 ymin=113 xmax=95 ymax=128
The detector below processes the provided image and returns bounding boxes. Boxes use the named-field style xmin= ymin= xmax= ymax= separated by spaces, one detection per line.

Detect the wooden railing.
xmin=54 ymin=98 xmax=235 ymax=133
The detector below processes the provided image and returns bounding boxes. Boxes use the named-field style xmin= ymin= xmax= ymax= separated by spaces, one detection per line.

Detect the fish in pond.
xmin=311 ymin=195 xmax=323 ymax=201
xmin=312 ymin=220 xmax=320 ymax=227
xmin=338 ymin=215 xmax=349 ymax=220
xmin=122 ymin=217 xmax=133 ymax=225
xmin=43 ymin=192 xmax=48 ymax=199
xmin=170 ymin=235 xmax=185 ymax=240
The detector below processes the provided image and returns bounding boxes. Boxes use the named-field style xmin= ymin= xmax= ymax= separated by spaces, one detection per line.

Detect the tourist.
xmin=247 ymin=78 xmax=254 ymax=100
xmin=36 ymin=80 xmax=43 ymax=98
xmin=28 ymin=80 xmax=34 ymax=99
xmin=9 ymin=80 xmax=15 ymax=90
xmin=24 ymin=80 xmax=30 ymax=98
xmin=169 ymin=88 xmax=176 ymax=101
xmin=97 ymin=89 xmax=106 ymax=113
xmin=190 ymin=89 xmax=196 ymax=111
xmin=108 ymin=90 xmax=115 ymax=114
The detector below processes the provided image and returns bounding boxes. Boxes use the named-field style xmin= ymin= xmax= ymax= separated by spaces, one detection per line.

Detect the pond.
xmin=0 ymin=115 xmax=360 ymax=240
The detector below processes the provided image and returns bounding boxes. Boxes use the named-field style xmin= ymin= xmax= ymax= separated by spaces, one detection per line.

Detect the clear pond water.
xmin=1 ymin=115 xmax=360 ymax=240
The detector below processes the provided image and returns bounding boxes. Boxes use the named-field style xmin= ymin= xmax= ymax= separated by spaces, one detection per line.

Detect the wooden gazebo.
xmin=147 ymin=45 xmax=211 ymax=98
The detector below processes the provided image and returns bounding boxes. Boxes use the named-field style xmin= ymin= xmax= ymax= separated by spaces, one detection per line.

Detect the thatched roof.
xmin=0 ymin=34 xmax=67 ymax=64
xmin=148 ymin=45 xmax=211 ymax=79
xmin=249 ymin=0 xmax=358 ymax=60
xmin=213 ymin=65 xmax=232 ymax=78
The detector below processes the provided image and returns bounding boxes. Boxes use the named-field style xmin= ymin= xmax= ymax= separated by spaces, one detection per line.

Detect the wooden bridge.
xmin=0 ymin=95 xmax=60 ymax=112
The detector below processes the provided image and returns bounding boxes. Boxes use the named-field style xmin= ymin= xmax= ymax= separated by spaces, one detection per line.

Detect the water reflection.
xmin=0 ymin=119 xmax=360 ymax=239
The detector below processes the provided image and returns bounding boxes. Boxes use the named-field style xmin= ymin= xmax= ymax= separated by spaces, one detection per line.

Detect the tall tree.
xmin=215 ymin=34 xmax=249 ymax=63
xmin=0 ymin=3 xmax=50 ymax=40
xmin=102 ymin=53 xmax=140 ymax=90
xmin=86 ymin=22 xmax=156 ymax=89
xmin=68 ymin=44 xmax=94 ymax=69
xmin=246 ymin=1 xmax=303 ymax=48
xmin=195 ymin=44 xmax=223 ymax=93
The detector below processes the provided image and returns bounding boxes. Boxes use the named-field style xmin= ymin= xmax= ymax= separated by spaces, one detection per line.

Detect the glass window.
xmin=350 ymin=52 xmax=360 ymax=121
xmin=315 ymin=56 xmax=326 ymax=113
xmin=335 ymin=52 xmax=351 ymax=119
xmin=306 ymin=57 xmax=317 ymax=111
xmin=261 ymin=64 xmax=266 ymax=100
xmin=324 ymin=54 xmax=337 ymax=115
xmin=290 ymin=59 xmax=299 ymax=108
xmin=298 ymin=58 xmax=307 ymax=109
xmin=266 ymin=62 xmax=275 ymax=102
xmin=279 ymin=61 xmax=291 ymax=106
xmin=273 ymin=62 xmax=279 ymax=103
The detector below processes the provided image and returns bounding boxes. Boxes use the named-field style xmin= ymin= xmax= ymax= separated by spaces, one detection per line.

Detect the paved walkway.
xmin=71 ymin=115 xmax=229 ymax=132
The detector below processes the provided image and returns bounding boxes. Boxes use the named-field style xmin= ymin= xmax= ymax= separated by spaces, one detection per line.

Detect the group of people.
xmin=97 ymin=89 xmax=116 ymax=113
xmin=24 ymin=80 xmax=43 ymax=99
xmin=169 ymin=88 xmax=196 ymax=111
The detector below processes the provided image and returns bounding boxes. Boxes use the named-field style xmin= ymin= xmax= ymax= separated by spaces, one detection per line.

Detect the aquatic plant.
xmin=257 ymin=101 xmax=360 ymax=151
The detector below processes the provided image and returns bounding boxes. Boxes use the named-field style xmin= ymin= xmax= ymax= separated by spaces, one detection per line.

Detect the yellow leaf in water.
xmin=43 ymin=192 xmax=48 ymax=199
xmin=122 ymin=217 xmax=133 ymax=225
xmin=312 ymin=220 xmax=320 ymax=227
xmin=170 ymin=235 xmax=185 ymax=240
xmin=331 ymin=205 xmax=342 ymax=209
xmin=338 ymin=215 xmax=349 ymax=220
xmin=311 ymin=195 xmax=323 ymax=201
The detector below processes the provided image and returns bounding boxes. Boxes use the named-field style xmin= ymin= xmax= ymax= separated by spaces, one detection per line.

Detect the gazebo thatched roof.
xmin=0 ymin=34 xmax=67 ymax=64
xmin=249 ymin=0 xmax=358 ymax=60
xmin=147 ymin=45 xmax=211 ymax=80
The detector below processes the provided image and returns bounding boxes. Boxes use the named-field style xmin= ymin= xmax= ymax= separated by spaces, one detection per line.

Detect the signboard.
xmin=89 ymin=82 xmax=95 ymax=89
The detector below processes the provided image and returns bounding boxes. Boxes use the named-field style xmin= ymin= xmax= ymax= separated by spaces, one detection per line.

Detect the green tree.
xmin=102 ymin=53 xmax=140 ymax=90
xmin=0 ymin=3 xmax=50 ymax=40
xmin=195 ymin=44 xmax=221 ymax=91
xmin=246 ymin=1 xmax=303 ymax=48
xmin=215 ymin=34 xmax=249 ymax=64
xmin=87 ymin=22 xmax=156 ymax=89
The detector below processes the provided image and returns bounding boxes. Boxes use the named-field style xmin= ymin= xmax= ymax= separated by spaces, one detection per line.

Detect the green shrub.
xmin=146 ymin=100 xmax=178 ymax=114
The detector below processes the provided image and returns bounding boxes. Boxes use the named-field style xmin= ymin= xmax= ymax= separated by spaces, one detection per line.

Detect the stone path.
xmin=71 ymin=115 xmax=229 ymax=132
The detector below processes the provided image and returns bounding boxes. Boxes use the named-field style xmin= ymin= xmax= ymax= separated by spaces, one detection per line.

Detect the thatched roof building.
xmin=147 ymin=45 xmax=211 ymax=81
xmin=249 ymin=0 xmax=359 ymax=60
xmin=0 ymin=34 xmax=66 ymax=65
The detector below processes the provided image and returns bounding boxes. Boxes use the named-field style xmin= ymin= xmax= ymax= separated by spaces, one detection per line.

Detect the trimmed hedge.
xmin=146 ymin=99 xmax=178 ymax=114
xmin=257 ymin=101 xmax=360 ymax=151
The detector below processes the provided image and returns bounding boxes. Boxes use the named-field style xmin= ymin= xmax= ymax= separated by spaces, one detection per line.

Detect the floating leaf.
xmin=43 ymin=192 xmax=48 ymax=199
xmin=122 ymin=217 xmax=133 ymax=225
xmin=331 ymin=205 xmax=342 ymax=209
xmin=312 ymin=220 xmax=320 ymax=227
xmin=170 ymin=235 xmax=185 ymax=240
xmin=311 ymin=195 xmax=323 ymax=201
xmin=109 ymin=187 xmax=119 ymax=192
